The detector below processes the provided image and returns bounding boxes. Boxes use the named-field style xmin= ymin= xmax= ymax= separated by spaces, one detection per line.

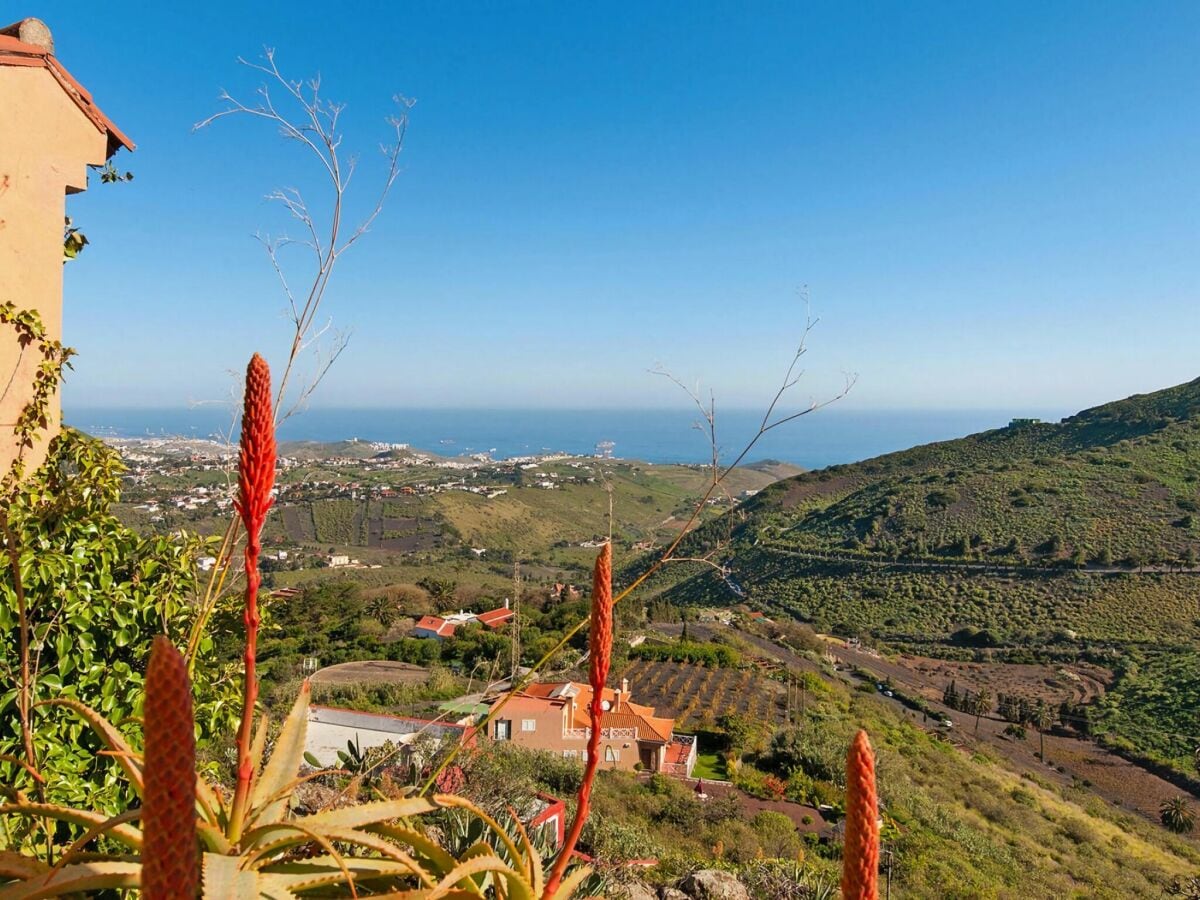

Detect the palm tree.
xmin=973 ymin=687 xmax=992 ymax=735
xmin=1160 ymin=796 xmax=1196 ymax=834
xmin=368 ymin=594 xmax=397 ymax=628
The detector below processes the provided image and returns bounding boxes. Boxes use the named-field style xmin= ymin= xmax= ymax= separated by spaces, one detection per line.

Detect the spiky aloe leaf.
xmin=0 ymin=853 xmax=47 ymax=881
xmin=299 ymin=796 xmax=438 ymax=831
xmin=369 ymin=824 xmax=470 ymax=884
xmin=241 ymin=823 xmax=433 ymax=887
xmin=434 ymin=795 xmax=525 ymax=877
xmin=0 ymin=861 xmax=140 ymax=899
xmin=246 ymin=682 xmax=310 ymax=828
xmin=545 ymin=864 xmax=594 ymax=900
xmin=0 ymin=804 xmax=142 ymax=849
xmin=457 ymin=843 xmax=500 ymax=891
xmin=259 ymin=856 xmax=432 ymax=893
xmin=202 ymin=853 xmax=297 ymax=899
xmin=507 ymin=808 xmax=544 ymax=897
xmin=427 ymin=855 xmax=535 ymax=900
xmin=39 ymin=699 xmax=144 ymax=796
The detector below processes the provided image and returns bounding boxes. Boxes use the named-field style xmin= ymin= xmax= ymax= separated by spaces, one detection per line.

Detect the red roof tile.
xmin=0 ymin=30 xmax=134 ymax=155
xmin=414 ymin=615 xmax=457 ymax=637
xmin=476 ymin=607 xmax=515 ymax=629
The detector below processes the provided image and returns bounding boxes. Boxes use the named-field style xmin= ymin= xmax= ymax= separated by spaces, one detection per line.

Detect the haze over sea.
xmin=67 ymin=407 xmax=1069 ymax=469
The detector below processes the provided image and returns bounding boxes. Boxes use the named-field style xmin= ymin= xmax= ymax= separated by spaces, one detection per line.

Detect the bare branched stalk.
xmin=185 ymin=50 xmax=411 ymax=673
xmin=194 ymin=48 xmax=413 ymax=423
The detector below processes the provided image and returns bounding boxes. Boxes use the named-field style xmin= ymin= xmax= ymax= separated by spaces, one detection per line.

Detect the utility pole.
xmin=510 ymin=559 xmax=522 ymax=681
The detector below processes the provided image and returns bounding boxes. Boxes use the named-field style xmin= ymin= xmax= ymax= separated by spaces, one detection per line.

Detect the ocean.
xmin=65 ymin=407 xmax=1069 ymax=469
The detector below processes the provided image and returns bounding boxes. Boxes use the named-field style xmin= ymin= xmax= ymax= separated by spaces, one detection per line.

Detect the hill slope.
xmin=637 ymin=379 xmax=1200 ymax=775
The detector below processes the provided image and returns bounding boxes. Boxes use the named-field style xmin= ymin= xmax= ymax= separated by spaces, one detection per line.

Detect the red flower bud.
xmin=234 ymin=352 xmax=276 ymax=541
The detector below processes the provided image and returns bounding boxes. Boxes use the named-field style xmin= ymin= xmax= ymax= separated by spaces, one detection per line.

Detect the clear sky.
xmin=51 ymin=1 xmax=1199 ymax=413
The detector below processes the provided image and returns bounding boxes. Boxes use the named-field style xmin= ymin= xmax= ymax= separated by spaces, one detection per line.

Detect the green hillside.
xmin=638 ymin=377 xmax=1200 ymax=777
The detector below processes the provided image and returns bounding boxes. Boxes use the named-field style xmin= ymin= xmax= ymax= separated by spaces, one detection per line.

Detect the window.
xmin=495 ymin=720 xmax=511 ymax=741
xmin=521 ymin=719 xmax=537 ymax=732
xmin=604 ymin=745 xmax=620 ymax=762
xmin=562 ymin=750 xmax=579 ymax=759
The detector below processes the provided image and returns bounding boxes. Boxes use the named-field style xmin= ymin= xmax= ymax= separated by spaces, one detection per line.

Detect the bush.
xmin=0 ymin=431 xmax=238 ymax=827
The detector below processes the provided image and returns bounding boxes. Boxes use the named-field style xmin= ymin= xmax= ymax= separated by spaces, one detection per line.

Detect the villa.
xmin=412 ymin=600 xmax=515 ymax=640
xmin=482 ymin=678 xmax=696 ymax=776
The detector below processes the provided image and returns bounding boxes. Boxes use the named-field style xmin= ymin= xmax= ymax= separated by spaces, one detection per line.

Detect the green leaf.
xmin=202 ymin=853 xmax=265 ymax=899
xmin=300 ymin=796 xmax=439 ymax=832
xmin=0 ymin=861 xmax=139 ymax=899
xmin=39 ymin=698 xmax=144 ymax=797
xmin=247 ymin=682 xmax=310 ymax=827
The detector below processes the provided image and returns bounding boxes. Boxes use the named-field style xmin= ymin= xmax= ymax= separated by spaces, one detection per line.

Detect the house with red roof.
xmin=482 ymin=678 xmax=695 ymax=776
xmin=411 ymin=600 xmax=515 ymax=640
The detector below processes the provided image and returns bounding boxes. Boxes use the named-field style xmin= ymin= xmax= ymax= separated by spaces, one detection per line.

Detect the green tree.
xmin=1 ymin=431 xmax=237 ymax=827
xmin=367 ymin=594 xmax=398 ymax=628
xmin=973 ymin=687 xmax=993 ymax=735
xmin=1160 ymin=797 xmax=1195 ymax=834
xmin=751 ymin=810 xmax=801 ymax=859
xmin=417 ymin=577 xmax=457 ymax=604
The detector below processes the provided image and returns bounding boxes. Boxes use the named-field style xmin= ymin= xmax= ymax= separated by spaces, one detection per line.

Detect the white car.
xmin=940 ymin=719 xmax=953 ymax=728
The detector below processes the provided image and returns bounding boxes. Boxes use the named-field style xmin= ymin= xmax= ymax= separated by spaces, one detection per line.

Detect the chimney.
xmin=621 ymin=676 xmax=630 ymax=698
xmin=504 ymin=597 xmax=510 ymax=609
xmin=0 ymin=18 xmax=54 ymax=52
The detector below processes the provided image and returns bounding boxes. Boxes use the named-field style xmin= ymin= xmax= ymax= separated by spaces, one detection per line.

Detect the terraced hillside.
xmin=638 ymin=377 xmax=1200 ymax=778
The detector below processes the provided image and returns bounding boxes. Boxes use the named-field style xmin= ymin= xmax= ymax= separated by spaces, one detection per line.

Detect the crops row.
xmin=622 ymin=660 xmax=788 ymax=730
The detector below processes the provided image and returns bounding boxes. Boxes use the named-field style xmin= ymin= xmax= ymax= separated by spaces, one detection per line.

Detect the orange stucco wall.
xmin=0 ymin=64 xmax=110 ymax=475
xmin=488 ymin=695 xmax=666 ymax=773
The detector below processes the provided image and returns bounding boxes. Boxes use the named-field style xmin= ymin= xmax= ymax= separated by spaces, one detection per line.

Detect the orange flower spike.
xmin=841 ymin=729 xmax=880 ymax=900
xmin=229 ymin=353 xmax=276 ymax=838
xmin=588 ymin=540 xmax=613 ymax=693
xmin=142 ymin=636 xmax=199 ymax=900
xmin=543 ymin=542 xmax=612 ymax=899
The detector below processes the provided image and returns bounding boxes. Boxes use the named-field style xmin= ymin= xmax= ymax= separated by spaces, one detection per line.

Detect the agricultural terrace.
xmin=621 ymin=659 xmax=791 ymax=731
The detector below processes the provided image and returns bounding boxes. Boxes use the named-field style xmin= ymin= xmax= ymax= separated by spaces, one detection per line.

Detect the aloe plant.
xmin=0 ymin=653 xmax=591 ymax=897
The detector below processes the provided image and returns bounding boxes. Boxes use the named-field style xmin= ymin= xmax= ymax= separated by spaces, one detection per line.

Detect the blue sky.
xmin=52 ymin=1 xmax=1199 ymax=412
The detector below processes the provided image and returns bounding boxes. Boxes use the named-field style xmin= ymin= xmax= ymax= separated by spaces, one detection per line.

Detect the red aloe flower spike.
xmin=841 ymin=729 xmax=880 ymax=900
xmin=142 ymin=636 xmax=198 ymax=899
xmin=229 ymin=353 xmax=276 ymax=838
xmin=543 ymin=542 xmax=611 ymax=899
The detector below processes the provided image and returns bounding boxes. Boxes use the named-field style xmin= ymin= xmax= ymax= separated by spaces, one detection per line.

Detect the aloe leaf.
xmin=247 ymin=683 xmax=309 ymax=827
xmin=48 ymin=809 xmax=141 ymax=869
xmin=369 ymin=824 xmax=465 ymax=881
xmin=39 ymin=699 xmax=144 ymax=796
xmin=433 ymin=795 xmax=524 ymax=876
xmin=203 ymin=852 xmax=261 ymax=899
xmin=427 ymin=856 xmax=534 ymax=900
xmin=507 ymin=807 xmax=543 ymax=896
xmin=547 ymin=863 xmax=594 ymax=900
xmin=0 ymin=861 xmax=140 ymax=899
xmin=0 ymin=852 xmax=48 ymax=881
xmin=300 ymin=796 xmax=437 ymax=831
xmin=242 ymin=823 xmax=431 ymax=886
xmin=0 ymin=803 xmax=142 ymax=849
xmin=259 ymin=855 xmax=423 ymax=892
